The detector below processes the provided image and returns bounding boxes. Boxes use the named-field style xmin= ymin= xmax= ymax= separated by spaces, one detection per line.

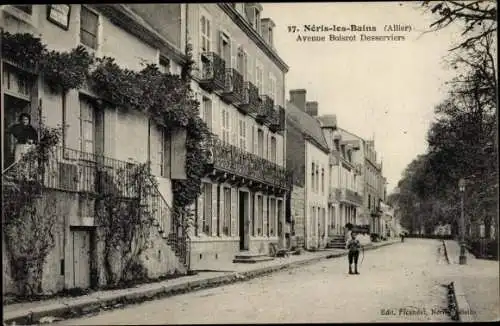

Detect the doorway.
xmin=2 ymin=94 xmax=32 ymax=169
xmin=239 ymin=191 xmax=249 ymax=250
xmin=70 ymin=228 xmax=93 ymax=289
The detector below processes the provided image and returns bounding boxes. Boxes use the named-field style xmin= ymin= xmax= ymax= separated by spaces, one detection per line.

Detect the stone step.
xmin=232 ymin=256 xmax=274 ymax=263
xmin=233 ymin=252 xmax=269 ymax=259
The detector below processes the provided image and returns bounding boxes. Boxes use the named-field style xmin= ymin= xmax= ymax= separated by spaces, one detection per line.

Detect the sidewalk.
xmin=443 ymin=240 xmax=500 ymax=322
xmin=3 ymin=239 xmax=400 ymax=325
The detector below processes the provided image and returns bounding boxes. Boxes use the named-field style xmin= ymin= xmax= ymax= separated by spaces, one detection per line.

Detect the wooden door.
xmin=72 ymin=230 xmax=91 ymax=289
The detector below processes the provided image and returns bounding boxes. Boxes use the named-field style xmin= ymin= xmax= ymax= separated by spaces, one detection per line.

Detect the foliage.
xmin=95 ymin=163 xmax=156 ymax=285
xmin=1 ymin=32 xmax=94 ymax=93
xmin=2 ymin=125 xmax=62 ymax=297
xmin=1 ymin=32 xmax=46 ymax=68
xmin=41 ymin=46 xmax=95 ymax=93
xmin=422 ymin=0 xmax=497 ymax=51
xmin=391 ymin=4 xmax=497 ymax=235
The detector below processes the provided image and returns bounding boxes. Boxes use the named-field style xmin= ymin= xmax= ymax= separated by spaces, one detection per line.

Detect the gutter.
xmin=218 ymin=3 xmax=289 ymax=73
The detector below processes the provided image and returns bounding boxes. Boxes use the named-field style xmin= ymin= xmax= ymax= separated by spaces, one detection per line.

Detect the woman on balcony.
xmin=8 ymin=113 xmax=38 ymax=161
xmin=7 ymin=113 xmax=38 ymax=177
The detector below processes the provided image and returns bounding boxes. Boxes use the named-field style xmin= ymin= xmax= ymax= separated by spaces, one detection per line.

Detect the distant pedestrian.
xmin=346 ymin=231 xmax=362 ymax=275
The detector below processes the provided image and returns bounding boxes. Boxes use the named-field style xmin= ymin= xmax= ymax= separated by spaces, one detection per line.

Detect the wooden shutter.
xmin=212 ymin=184 xmax=218 ymax=236
xmin=231 ymin=187 xmax=237 ymax=236
xmin=197 ymin=192 xmax=204 ymax=235
xmin=94 ymin=106 xmax=104 ymax=156
xmin=163 ymin=130 xmax=171 ymax=178
xmin=170 ymin=128 xmax=187 ymax=180
xmin=263 ymin=195 xmax=268 ymax=236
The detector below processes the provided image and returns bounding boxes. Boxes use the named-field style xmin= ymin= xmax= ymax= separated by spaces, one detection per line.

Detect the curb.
xmin=442 ymin=240 xmax=450 ymax=264
xmin=3 ymin=240 xmax=399 ymax=325
xmin=442 ymin=241 xmax=475 ymax=322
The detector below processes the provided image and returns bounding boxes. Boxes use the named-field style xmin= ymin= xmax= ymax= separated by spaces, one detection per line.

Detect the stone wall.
xmin=291 ymin=186 xmax=305 ymax=247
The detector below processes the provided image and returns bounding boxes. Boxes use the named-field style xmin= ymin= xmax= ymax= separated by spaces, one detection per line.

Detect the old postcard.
xmin=1 ymin=2 xmax=498 ymax=324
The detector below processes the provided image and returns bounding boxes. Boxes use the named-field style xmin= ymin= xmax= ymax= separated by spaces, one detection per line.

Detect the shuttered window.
xmin=80 ymin=6 xmax=99 ymax=49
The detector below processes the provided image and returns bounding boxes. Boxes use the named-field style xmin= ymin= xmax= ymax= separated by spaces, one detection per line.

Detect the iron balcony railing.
xmin=328 ymin=187 xmax=341 ymax=204
xmin=240 ymin=81 xmax=260 ymax=114
xmin=343 ymin=188 xmax=363 ymax=206
xmin=257 ymin=95 xmax=274 ymax=124
xmin=2 ymin=145 xmax=190 ymax=268
xmin=208 ymin=137 xmax=290 ymax=190
xmin=269 ymin=105 xmax=285 ymax=133
xmin=199 ymin=52 xmax=226 ymax=92
xmin=222 ymin=68 xmax=244 ymax=105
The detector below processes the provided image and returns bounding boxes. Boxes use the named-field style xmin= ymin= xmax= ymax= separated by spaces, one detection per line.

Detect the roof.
xmin=286 ymin=100 xmax=330 ymax=153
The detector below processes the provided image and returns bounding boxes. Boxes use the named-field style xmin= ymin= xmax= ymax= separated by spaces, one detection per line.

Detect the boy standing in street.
xmin=346 ymin=231 xmax=362 ymax=274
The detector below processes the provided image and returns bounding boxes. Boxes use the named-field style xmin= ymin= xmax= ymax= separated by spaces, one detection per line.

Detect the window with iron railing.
xmin=79 ymin=96 xmax=95 ymax=155
xmin=222 ymin=108 xmax=230 ymax=143
xmin=80 ymin=6 xmax=99 ymax=50
xmin=200 ymin=15 xmax=211 ymax=53
xmin=239 ymin=119 xmax=246 ymax=151
xmin=202 ymin=96 xmax=212 ymax=130
xmin=270 ymin=136 xmax=277 ymax=164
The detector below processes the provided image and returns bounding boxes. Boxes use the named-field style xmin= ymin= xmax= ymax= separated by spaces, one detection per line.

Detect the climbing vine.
xmin=95 ymin=163 xmax=157 ymax=285
xmin=2 ymin=32 xmax=212 ymax=281
xmin=2 ymin=124 xmax=62 ymax=297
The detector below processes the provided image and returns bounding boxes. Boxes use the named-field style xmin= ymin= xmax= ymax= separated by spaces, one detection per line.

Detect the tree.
xmin=422 ymin=0 xmax=497 ymax=51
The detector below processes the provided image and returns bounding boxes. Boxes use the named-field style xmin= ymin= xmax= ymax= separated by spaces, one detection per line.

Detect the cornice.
xmin=92 ymin=5 xmax=186 ymax=65
xmin=218 ymin=3 xmax=289 ymax=73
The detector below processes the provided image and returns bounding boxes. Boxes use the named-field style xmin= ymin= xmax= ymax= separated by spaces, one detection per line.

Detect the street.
xmin=56 ymin=239 xmax=452 ymax=324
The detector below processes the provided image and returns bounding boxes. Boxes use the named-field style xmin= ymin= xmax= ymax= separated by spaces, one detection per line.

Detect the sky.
xmin=262 ymin=1 xmax=463 ymax=194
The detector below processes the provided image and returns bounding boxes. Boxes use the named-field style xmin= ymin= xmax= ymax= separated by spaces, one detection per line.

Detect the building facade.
xmin=185 ymin=3 xmax=289 ymax=269
xmin=286 ymin=90 xmax=330 ymax=250
xmin=1 ymin=4 xmax=190 ymax=294
xmin=318 ymin=116 xmax=364 ymax=238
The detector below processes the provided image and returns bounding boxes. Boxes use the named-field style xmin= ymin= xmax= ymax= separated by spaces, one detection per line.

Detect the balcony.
xmin=269 ymin=105 xmax=285 ymax=133
xmin=341 ymin=188 xmax=363 ymax=206
xmin=221 ymin=68 xmax=244 ymax=106
xmin=370 ymin=207 xmax=383 ymax=217
xmin=256 ymin=95 xmax=274 ymax=125
xmin=239 ymin=81 xmax=260 ymax=115
xmin=206 ymin=137 xmax=291 ymax=192
xmin=328 ymin=187 xmax=341 ymax=204
xmin=199 ymin=52 xmax=226 ymax=92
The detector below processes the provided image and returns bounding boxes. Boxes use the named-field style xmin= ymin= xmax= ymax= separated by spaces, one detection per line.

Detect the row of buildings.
xmin=1 ymin=4 xmax=394 ymax=296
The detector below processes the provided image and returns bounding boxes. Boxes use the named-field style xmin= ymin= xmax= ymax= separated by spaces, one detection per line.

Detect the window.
xmin=223 ymin=187 xmax=231 ymax=236
xmin=269 ymin=75 xmax=277 ymax=101
xmin=254 ymin=9 xmax=261 ymax=34
xmin=257 ymin=129 xmax=264 ymax=157
xmin=80 ymin=6 xmax=99 ymax=50
xmin=159 ymin=57 xmax=171 ymax=74
xmin=13 ymin=5 xmax=32 ymax=14
xmin=311 ymin=162 xmax=315 ymax=192
xmin=316 ymin=164 xmax=320 ymax=193
xmin=200 ymin=15 xmax=211 ymax=53
xmin=368 ymin=194 xmax=371 ymax=209
xmin=269 ymin=198 xmax=276 ymax=236
xmin=80 ymin=97 xmax=95 ymax=154
xmin=268 ymin=27 xmax=274 ymax=46
xmin=257 ymin=195 xmax=263 ymax=236
xmin=270 ymin=136 xmax=277 ymax=164
xmin=236 ymin=48 xmax=248 ymax=81
xmin=321 ymin=168 xmax=325 ymax=194
xmin=202 ymin=97 xmax=212 ymax=130
xmin=2 ymin=66 xmax=32 ymax=98
xmin=222 ymin=108 xmax=230 ymax=143
xmin=157 ymin=128 xmax=165 ymax=177
xmin=202 ymin=183 xmax=212 ymax=235
xmin=239 ymin=119 xmax=246 ymax=151
xmin=218 ymin=32 xmax=231 ymax=67
xmin=154 ymin=127 xmax=170 ymax=178
xmin=255 ymin=65 xmax=263 ymax=94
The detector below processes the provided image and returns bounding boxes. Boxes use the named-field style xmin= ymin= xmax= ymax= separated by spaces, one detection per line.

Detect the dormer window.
xmin=334 ymin=139 xmax=340 ymax=152
xmin=245 ymin=3 xmax=263 ymax=34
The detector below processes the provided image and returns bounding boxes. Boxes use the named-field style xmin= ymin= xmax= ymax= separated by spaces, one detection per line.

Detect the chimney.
xmin=289 ymin=89 xmax=306 ymax=111
xmin=305 ymin=101 xmax=318 ymax=117
xmin=261 ymin=18 xmax=276 ymax=47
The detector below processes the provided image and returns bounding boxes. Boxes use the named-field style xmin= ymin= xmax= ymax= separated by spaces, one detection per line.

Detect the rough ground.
xmin=55 ymin=239 xmax=452 ymax=324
